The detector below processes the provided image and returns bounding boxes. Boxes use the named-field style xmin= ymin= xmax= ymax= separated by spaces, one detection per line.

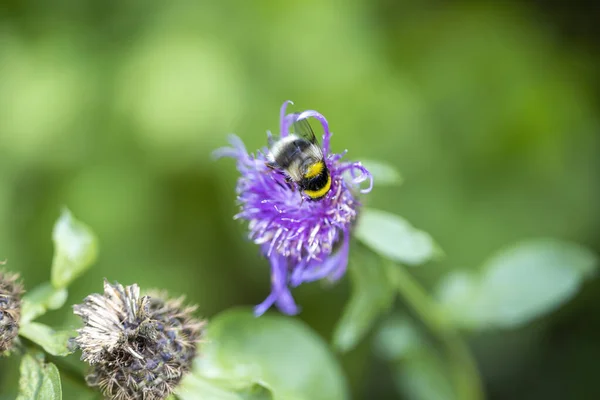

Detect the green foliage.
xmin=1 ymin=1 xmax=599 ymax=399
xmin=359 ymin=160 xmax=403 ymax=187
xmin=346 ymin=206 xmax=485 ymax=399
xmin=333 ymin=246 xmax=396 ymax=352
xmin=178 ymin=375 xmax=272 ymax=400
xmin=366 ymin=238 xmax=599 ymax=400
xmin=16 ymin=209 xmax=97 ymax=362
xmin=375 ymin=314 xmax=458 ymax=400
xmin=16 ymin=352 xmax=62 ymax=400
xmin=180 ymin=309 xmax=349 ymax=400
xmin=374 ymin=313 xmax=424 ymax=361
xmin=355 ymin=208 xmax=440 ymax=266
xmin=14 ymin=209 xmax=98 ymax=399
xmin=50 ymin=208 xmax=98 ymax=290
xmin=375 ymin=312 xmax=479 ymax=400
xmin=18 ymin=323 xmax=73 ymax=357
xmin=21 ymin=284 xmax=68 ymax=324
xmin=437 ymin=239 xmax=599 ymax=329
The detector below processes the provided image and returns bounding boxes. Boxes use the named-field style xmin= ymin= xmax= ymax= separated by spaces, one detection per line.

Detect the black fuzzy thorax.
xmin=272 ymin=138 xmax=312 ymax=169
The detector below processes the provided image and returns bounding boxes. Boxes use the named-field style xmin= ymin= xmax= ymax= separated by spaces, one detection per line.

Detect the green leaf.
xmin=191 ymin=308 xmax=349 ymax=400
xmin=50 ymin=208 xmax=98 ymax=289
xmin=373 ymin=313 xmax=424 ymax=361
xmin=177 ymin=375 xmax=247 ymax=400
xmin=355 ymin=208 xmax=440 ymax=266
xmin=374 ymin=314 xmax=456 ymax=400
xmin=17 ymin=352 xmax=62 ymax=400
xmin=437 ymin=239 xmax=598 ymax=329
xmin=177 ymin=375 xmax=273 ymax=400
xmin=393 ymin=346 xmax=456 ymax=400
xmin=238 ymin=385 xmax=273 ymax=400
xmin=360 ymin=159 xmax=403 ymax=187
xmin=435 ymin=271 xmax=482 ymax=329
xmin=332 ymin=247 xmax=396 ymax=352
xmin=21 ymin=283 xmax=68 ymax=323
xmin=40 ymin=363 xmax=61 ymax=400
xmin=19 ymin=322 xmax=74 ymax=357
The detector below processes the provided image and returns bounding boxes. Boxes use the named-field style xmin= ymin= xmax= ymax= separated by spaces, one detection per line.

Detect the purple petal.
xmin=254 ymin=251 xmax=300 ymax=316
xmin=290 ymin=259 xmax=309 ymax=287
xmin=254 ymin=292 xmax=277 ymax=316
xmin=279 ymin=100 xmax=294 ymax=137
xmin=340 ymin=161 xmax=374 ymax=193
xmin=291 ymin=257 xmax=339 ymax=286
xmin=274 ymin=289 xmax=300 ymax=315
xmin=292 ymin=230 xmax=350 ymax=285
xmin=328 ymin=231 xmax=351 ymax=281
xmin=269 ymin=252 xmax=287 ymax=292
xmin=212 ymin=135 xmax=247 ymax=159
xmin=353 ymin=163 xmax=374 ymax=193
xmin=212 ymin=147 xmax=238 ymax=160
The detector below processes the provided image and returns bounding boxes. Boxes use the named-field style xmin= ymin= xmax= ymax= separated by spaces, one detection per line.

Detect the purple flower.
xmin=215 ymin=101 xmax=373 ymax=316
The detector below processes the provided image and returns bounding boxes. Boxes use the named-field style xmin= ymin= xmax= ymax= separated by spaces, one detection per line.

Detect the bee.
xmin=266 ymin=115 xmax=331 ymax=200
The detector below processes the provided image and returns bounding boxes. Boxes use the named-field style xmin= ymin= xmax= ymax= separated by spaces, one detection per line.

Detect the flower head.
xmin=0 ymin=268 xmax=23 ymax=355
xmin=73 ymin=280 xmax=205 ymax=400
xmin=215 ymin=101 xmax=372 ymax=315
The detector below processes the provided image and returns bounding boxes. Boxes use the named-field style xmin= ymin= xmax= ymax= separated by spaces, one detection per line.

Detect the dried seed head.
xmin=0 ymin=268 xmax=23 ymax=355
xmin=73 ymin=280 xmax=205 ymax=400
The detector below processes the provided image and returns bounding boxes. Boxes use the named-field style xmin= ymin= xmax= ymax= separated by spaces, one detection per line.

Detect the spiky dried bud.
xmin=73 ymin=280 xmax=205 ymax=400
xmin=0 ymin=268 xmax=23 ymax=355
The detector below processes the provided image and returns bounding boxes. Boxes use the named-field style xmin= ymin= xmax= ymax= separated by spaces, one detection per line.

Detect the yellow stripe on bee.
xmin=303 ymin=174 xmax=332 ymax=200
xmin=304 ymin=161 xmax=324 ymax=179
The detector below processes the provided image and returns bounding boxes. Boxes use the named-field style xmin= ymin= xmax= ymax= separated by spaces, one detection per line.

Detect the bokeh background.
xmin=1 ymin=0 xmax=599 ymax=399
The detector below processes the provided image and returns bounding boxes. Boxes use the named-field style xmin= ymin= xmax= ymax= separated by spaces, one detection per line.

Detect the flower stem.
xmin=388 ymin=262 xmax=485 ymax=400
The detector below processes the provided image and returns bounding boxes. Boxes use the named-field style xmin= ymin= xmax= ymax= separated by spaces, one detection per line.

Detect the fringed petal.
xmin=340 ymin=161 xmax=374 ymax=193
xmin=253 ymin=292 xmax=276 ymax=317
xmin=328 ymin=230 xmax=351 ymax=281
xmin=254 ymin=252 xmax=299 ymax=316
xmin=279 ymin=100 xmax=295 ymax=137
xmin=274 ymin=288 xmax=300 ymax=315
xmin=290 ymin=230 xmax=350 ymax=286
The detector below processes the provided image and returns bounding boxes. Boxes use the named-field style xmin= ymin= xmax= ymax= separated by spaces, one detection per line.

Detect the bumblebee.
xmin=266 ymin=116 xmax=331 ymax=200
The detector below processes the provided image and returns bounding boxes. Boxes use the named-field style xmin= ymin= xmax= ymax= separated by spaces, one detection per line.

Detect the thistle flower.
xmin=215 ymin=101 xmax=373 ymax=316
xmin=0 ymin=268 xmax=23 ymax=355
xmin=73 ymin=280 xmax=205 ymax=400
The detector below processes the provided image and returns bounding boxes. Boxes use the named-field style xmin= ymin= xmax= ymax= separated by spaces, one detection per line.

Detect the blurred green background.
xmin=1 ymin=0 xmax=599 ymax=399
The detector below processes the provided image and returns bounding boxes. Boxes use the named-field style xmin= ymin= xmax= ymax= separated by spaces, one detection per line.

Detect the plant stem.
xmin=388 ymin=262 xmax=485 ymax=400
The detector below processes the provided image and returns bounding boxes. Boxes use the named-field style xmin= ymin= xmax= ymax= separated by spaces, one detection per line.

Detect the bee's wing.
xmin=291 ymin=114 xmax=319 ymax=145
